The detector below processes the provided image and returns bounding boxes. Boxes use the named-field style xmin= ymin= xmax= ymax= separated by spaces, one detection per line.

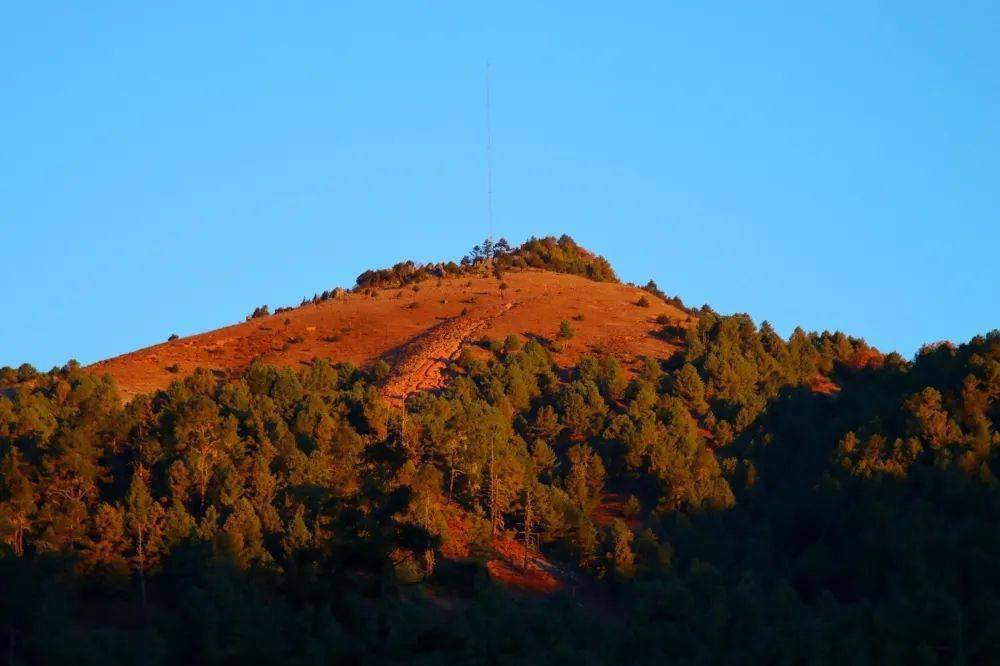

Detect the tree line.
xmin=1 ymin=306 xmax=999 ymax=662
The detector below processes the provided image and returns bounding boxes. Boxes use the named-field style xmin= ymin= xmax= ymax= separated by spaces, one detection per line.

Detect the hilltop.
xmin=85 ymin=236 xmax=689 ymax=403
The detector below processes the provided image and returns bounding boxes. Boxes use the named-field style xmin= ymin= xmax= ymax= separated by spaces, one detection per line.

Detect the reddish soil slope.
xmin=87 ymin=269 xmax=691 ymax=403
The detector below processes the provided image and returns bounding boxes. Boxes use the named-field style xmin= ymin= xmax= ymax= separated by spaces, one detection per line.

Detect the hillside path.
xmin=381 ymin=301 xmax=516 ymax=406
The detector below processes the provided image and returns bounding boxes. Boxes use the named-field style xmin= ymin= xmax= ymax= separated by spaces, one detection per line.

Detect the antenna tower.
xmin=486 ymin=63 xmax=494 ymax=245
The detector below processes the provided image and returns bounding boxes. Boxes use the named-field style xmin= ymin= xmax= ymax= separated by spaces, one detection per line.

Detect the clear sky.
xmin=2 ymin=2 xmax=998 ymax=370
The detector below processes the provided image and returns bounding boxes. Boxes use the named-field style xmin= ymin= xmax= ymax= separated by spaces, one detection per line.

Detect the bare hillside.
xmin=87 ymin=269 xmax=690 ymax=403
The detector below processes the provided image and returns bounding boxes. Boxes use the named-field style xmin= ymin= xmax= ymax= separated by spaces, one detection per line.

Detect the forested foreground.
xmin=1 ymin=310 xmax=999 ymax=664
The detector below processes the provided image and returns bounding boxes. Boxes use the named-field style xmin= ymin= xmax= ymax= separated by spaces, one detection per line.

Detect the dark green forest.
xmin=1 ymin=276 xmax=999 ymax=662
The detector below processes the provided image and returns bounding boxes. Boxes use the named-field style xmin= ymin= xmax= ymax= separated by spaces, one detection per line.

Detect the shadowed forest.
xmin=1 ymin=241 xmax=998 ymax=664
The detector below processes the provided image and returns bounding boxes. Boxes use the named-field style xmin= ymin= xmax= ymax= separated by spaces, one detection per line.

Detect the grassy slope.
xmin=87 ymin=269 xmax=691 ymax=403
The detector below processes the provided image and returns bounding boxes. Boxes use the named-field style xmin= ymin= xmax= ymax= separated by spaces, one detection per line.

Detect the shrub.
xmin=624 ymin=495 xmax=641 ymax=519
xmin=372 ymin=359 xmax=392 ymax=384
xmin=656 ymin=324 xmax=687 ymax=341
xmin=642 ymin=280 xmax=666 ymax=300
xmin=558 ymin=320 xmax=575 ymax=340
xmin=168 ymin=333 xmax=179 ymax=342
xmin=503 ymin=334 xmax=521 ymax=354
xmin=642 ymin=280 xmax=689 ymax=312
xmin=457 ymin=346 xmax=477 ymax=367
xmin=636 ymin=296 xmax=651 ymax=308
xmin=246 ymin=305 xmax=270 ymax=320
xmin=481 ymin=336 xmax=503 ymax=354
xmin=16 ymin=363 xmax=38 ymax=382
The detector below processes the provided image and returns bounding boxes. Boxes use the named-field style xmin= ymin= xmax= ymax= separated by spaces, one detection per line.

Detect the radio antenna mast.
xmin=485 ymin=62 xmax=494 ymax=245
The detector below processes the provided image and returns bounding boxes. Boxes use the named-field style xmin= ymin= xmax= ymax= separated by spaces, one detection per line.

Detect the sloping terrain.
xmin=87 ymin=269 xmax=691 ymax=403
xmin=10 ymin=243 xmax=997 ymax=664
xmin=81 ymin=266 xmax=691 ymax=594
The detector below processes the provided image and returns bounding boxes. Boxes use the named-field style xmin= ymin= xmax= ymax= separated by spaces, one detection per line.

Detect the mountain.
xmin=1 ymin=235 xmax=998 ymax=664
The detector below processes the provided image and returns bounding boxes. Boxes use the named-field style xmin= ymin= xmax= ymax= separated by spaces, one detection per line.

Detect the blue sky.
xmin=2 ymin=2 xmax=997 ymax=369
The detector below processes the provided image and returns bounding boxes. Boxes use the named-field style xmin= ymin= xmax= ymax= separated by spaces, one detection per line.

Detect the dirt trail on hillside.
xmin=382 ymin=301 xmax=516 ymax=406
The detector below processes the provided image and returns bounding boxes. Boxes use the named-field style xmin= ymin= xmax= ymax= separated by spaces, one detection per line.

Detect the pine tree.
xmin=673 ymin=363 xmax=710 ymax=416
xmin=174 ymin=396 xmax=228 ymax=512
xmin=0 ymin=450 xmax=35 ymax=557
xmin=83 ymin=503 xmax=129 ymax=580
xmin=566 ymin=444 xmax=605 ymax=512
xmin=603 ymin=519 xmax=635 ymax=580
xmin=519 ymin=485 xmax=537 ymax=571
xmin=487 ymin=429 xmax=503 ymax=536
xmin=125 ymin=468 xmax=164 ymax=617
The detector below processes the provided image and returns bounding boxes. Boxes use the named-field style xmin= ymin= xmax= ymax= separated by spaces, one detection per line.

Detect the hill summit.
xmin=83 ymin=235 xmax=689 ymax=402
